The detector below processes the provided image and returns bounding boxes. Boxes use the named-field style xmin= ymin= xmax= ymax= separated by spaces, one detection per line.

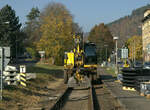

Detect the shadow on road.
xmin=100 ymin=74 xmax=116 ymax=81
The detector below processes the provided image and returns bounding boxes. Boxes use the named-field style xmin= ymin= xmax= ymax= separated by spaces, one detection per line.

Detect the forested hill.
xmin=107 ymin=4 xmax=150 ymax=47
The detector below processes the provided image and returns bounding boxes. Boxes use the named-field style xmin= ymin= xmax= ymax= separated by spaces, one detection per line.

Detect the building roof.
xmin=144 ymin=9 xmax=150 ymax=13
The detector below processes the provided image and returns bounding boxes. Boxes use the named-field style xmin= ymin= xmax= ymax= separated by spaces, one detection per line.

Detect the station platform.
xmin=99 ymin=68 xmax=150 ymax=110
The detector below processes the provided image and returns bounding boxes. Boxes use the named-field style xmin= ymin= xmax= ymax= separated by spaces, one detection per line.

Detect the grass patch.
xmin=102 ymin=67 xmax=116 ymax=77
xmin=0 ymin=64 xmax=64 ymax=110
xmin=27 ymin=64 xmax=63 ymax=77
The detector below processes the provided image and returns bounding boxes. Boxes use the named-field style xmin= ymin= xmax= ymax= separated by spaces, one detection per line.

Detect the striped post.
xmin=20 ymin=65 xmax=26 ymax=87
xmin=20 ymin=73 xmax=26 ymax=87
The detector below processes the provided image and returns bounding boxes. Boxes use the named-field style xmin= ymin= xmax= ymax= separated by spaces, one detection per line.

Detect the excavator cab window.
xmin=84 ymin=43 xmax=97 ymax=64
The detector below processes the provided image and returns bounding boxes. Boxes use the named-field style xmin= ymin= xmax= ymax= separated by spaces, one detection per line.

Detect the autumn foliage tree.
xmin=36 ymin=2 xmax=77 ymax=65
xmin=88 ymin=23 xmax=114 ymax=62
xmin=126 ymin=35 xmax=142 ymax=60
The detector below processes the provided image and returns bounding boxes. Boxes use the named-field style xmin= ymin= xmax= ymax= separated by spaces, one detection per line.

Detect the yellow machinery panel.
xmin=67 ymin=52 xmax=74 ymax=66
xmin=84 ymin=64 xmax=97 ymax=68
xmin=64 ymin=52 xmax=74 ymax=69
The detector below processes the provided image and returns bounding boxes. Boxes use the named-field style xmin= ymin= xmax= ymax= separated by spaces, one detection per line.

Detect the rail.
xmin=88 ymin=86 xmax=100 ymax=110
xmin=50 ymin=87 xmax=72 ymax=110
xmin=50 ymin=85 xmax=100 ymax=110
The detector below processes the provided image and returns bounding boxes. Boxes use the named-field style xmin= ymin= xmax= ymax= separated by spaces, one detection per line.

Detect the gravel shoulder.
xmin=0 ymin=64 xmax=65 ymax=110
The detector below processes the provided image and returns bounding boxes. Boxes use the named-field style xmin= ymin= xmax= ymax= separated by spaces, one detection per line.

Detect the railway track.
xmin=49 ymin=85 xmax=100 ymax=110
xmin=50 ymin=87 xmax=73 ymax=110
xmin=88 ymin=85 xmax=100 ymax=110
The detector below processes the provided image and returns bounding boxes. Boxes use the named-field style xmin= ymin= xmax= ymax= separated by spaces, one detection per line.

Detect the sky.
xmin=0 ymin=0 xmax=150 ymax=32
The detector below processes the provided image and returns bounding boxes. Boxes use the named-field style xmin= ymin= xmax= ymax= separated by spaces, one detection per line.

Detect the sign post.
xmin=0 ymin=48 xmax=4 ymax=100
xmin=19 ymin=65 xmax=26 ymax=87
xmin=121 ymin=48 xmax=128 ymax=59
xmin=121 ymin=48 xmax=129 ymax=67
xmin=0 ymin=47 xmax=10 ymax=100
xmin=38 ymin=51 xmax=45 ymax=63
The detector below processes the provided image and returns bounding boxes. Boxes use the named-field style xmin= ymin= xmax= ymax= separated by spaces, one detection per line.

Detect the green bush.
xmin=26 ymin=47 xmax=39 ymax=60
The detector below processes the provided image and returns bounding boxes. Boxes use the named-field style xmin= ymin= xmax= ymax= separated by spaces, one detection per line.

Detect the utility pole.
xmin=0 ymin=21 xmax=9 ymax=100
xmin=134 ymin=40 xmax=136 ymax=66
xmin=16 ymin=36 xmax=17 ymax=63
xmin=0 ymin=47 xmax=4 ymax=100
xmin=132 ymin=43 xmax=133 ymax=62
xmin=113 ymin=36 xmax=119 ymax=74
xmin=104 ymin=44 xmax=108 ymax=62
xmin=106 ymin=47 xmax=107 ymax=62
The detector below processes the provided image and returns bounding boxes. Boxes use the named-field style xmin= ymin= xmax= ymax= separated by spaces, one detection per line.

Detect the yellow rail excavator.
xmin=64 ymin=33 xmax=98 ymax=88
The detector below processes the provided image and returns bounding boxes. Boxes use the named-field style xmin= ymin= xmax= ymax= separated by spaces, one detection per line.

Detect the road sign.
xmin=38 ymin=51 xmax=45 ymax=54
xmin=0 ymin=47 xmax=10 ymax=57
xmin=121 ymin=48 xmax=128 ymax=59
xmin=0 ymin=59 xmax=10 ymax=70
xmin=38 ymin=51 xmax=45 ymax=58
xmin=0 ymin=47 xmax=10 ymax=70
xmin=20 ymin=65 xmax=26 ymax=73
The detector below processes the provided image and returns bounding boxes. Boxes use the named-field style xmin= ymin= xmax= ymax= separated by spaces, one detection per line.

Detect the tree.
xmin=36 ymin=2 xmax=76 ymax=65
xmin=72 ymin=22 xmax=82 ymax=34
xmin=25 ymin=7 xmax=40 ymax=46
xmin=26 ymin=7 xmax=40 ymax=21
xmin=126 ymin=35 xmax=142 ymax=60
xmin=23 ymin=7 xmax=41 ymax=60
xmin=0 ymin=5 xmax=22 ymax=58
xmin=88 ymin=23 xmax=114 ymax=62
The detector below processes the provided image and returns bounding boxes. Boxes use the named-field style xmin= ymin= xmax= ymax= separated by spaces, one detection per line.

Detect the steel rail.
xmin=50 ymin=87 xmax=72 ymax=110
xmin=88 ymin=86 xmax=100 ymax=110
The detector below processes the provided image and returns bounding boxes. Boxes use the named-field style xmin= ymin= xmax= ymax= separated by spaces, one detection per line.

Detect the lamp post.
xmin=113 ymin=36 xmax=119 ymax=74
xmin=16 ymin=36 xmax=18 ymax=63
xmin=0 ymin=21 xmax=9 ymax=100
xmin=104 ymin=44 xmax=108 ymax=62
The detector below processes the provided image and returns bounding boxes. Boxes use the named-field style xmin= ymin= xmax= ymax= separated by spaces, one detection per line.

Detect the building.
xmin=142 ymin=9 xmax=150 ymax=61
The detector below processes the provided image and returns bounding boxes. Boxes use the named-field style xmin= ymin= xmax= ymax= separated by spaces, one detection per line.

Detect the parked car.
xmin=143 ymin=62 xmax=150 ymax=69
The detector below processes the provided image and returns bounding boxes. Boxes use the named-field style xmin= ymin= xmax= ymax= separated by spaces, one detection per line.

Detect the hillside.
xmin=107 ymin=4 xmax=150 ymax=47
